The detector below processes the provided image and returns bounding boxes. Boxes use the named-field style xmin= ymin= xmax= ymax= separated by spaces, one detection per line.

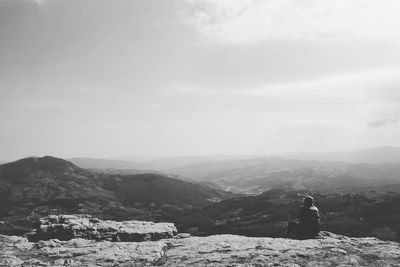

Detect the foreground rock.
xmin=2 ymin=231 xmax=400 ymax=266
xmin=0 ymin=235 xmax=167 ymax=267
xmin=163 ymin=232 xmax=400 ymax=266
xmin=26 ymin=214 xmax=177 ymax=242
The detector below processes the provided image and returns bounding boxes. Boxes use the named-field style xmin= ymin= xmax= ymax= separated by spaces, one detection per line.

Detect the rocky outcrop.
xmin=0 ymin=234 xmax=167 ymax=267
xmin=163 ymin=232 xmax=400 ymax=266
xmin=26 ymin=214 xmax=177 ymax=242
xmin=2 ymin=231 xmax=400 ymax=266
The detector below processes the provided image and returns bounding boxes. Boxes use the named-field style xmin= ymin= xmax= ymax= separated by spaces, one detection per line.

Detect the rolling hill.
xmin=167 ymin=157 xmax=400 ymax=194
xmin=0 ymin=156 xmax=233 ymax=235
xmin=177 ymin=189 xmax=400 ymax=241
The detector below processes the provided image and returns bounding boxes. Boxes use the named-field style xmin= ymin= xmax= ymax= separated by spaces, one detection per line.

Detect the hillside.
xmin=114 ymin=154 xmax=255 ymax=170
xmin=167 ymin=157 xmax=400 ymax=194
xmin=103 ymin=173 xmax=227 ymax=207
xmin=0 ymin=156 xmax=232 ymax=235
xmin=3 ymin=156 xmax=400 ymax=243
xmin=177 ymin=189 xmax=400 ymax=241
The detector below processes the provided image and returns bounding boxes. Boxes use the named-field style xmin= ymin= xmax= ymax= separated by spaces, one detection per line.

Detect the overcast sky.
xmin=1 ymin=0 xmax=400 ymax=161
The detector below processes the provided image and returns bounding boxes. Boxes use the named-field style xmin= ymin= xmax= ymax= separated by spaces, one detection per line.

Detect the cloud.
xmin=174 ymin=67 xmax=400 ymax=131
xmin=183 ymin=0 xmax=400 ymax=44
xmin=32 ymin=0 xmax=46 ymax=5
xmin=17 ymin=99 xmax=69 ymax=111
xmin=0 ymin=0 xmax=46 ymax=5
xmin=178 ymin=68 xmax=400 ymax=102
xmin=74 ymin=87 xmax=110 ymax=96
xmin=366 ymin=105 xmax=400 ymax=128
xmin=367 ymin=117 xmax=399 ymax=128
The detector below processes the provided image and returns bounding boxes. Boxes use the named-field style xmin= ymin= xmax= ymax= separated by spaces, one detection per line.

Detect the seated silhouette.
xmin=287 ymin=196 xmax=320 ymax=238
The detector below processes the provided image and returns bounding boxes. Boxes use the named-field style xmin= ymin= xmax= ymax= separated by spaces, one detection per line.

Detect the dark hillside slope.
xmin=103 ymin=173 xmax=230 ymax=207
xmin=0 ymin=156 xmax=83 ymax=180
xmin=0 ymin=156 xmax=232 ymax=235
xmin=177 ymin=189 xmax=400 ymax=241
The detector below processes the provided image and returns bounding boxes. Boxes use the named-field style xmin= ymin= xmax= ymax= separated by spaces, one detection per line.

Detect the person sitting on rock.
xmin=287 ymin=196 xmax=320 ymax=238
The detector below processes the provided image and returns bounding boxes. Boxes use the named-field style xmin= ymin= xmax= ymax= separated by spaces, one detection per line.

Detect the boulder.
xmin=26 ymin=214 xmax=177 ymax=242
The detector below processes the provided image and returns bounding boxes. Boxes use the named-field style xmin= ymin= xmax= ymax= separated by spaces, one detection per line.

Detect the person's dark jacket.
xmin=298 ymin=205 xmax=320 ymax=236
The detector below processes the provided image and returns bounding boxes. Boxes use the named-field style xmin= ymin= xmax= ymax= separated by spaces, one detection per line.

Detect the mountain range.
xmin=68 ymin=146 xmax=400 ymax=194
xmin=167 ymin=157 xmax=400 ymax=194
xmin=284 ymin=146 xmax=400 ymax=164
xmin=0 ymin=156 xmax=232 ymax=235
xmin=68 ymin=146 xmax=400 ymax=172
xmin=2 ymin=151 xmax=400 ymax=241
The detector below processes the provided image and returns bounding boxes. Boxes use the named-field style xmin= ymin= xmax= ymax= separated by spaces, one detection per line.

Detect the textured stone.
xmin=161 ymin=232 xmax=400 ymax=266
xmin=26 ymin=214 xmax=177 ymax=242
xmin=1 ymin=236 xmax=167 ymax=266
xmin=2 ymin=231 xmax=400 ymax=266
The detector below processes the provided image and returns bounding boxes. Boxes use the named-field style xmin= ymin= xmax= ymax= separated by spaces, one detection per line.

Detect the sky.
xmin=1 ymin=0 xmax=400 ymax=161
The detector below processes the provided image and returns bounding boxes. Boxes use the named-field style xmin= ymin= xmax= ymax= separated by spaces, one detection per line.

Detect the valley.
xmin=2 ymin=149 xmax=400 ymax=242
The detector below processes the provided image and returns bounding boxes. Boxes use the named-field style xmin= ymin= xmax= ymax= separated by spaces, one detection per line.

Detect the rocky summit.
xmin=1 ymin=215 xmax=400 ymax=267
xmin=26 ymin=214 xmax=178 ymax=242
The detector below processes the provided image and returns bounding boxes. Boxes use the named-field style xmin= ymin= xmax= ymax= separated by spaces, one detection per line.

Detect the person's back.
xmin=298 ymin=198 xmax=320 ymax=237
xmin=287 ymin=196 xmax=320 ymax=238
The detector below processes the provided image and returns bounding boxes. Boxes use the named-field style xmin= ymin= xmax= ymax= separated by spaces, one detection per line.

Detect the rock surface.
xmin=0 ymin=234 xmax=167 ymax=267
xmin=1 ymin=231 xmax=400 ymax=266
xmin=26 ymin=214 xmax=177 ymax=242
xmin=163 ymin=232 xmax=400 ymax=266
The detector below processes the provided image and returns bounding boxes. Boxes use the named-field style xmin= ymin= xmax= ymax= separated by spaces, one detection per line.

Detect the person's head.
xmin=303 ymin=196 xmax=314 ymax=206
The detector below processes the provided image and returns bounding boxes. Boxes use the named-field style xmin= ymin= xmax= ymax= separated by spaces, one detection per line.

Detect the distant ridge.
xmin=285 ymin=146 xmax=400 ymax=164
xmin=0 ymin=156 xmax=82 ymax=180
xmin=68 ymin=157 xmax=151 ymax=170
xmin=69 ymin=155 xmax=257 ymax=171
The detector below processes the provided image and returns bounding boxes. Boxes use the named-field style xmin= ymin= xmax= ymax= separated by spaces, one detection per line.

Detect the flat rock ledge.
xmin=26 ymin=214 xmax=177 ymax=242
xmin=2 ymin=231 xmax=400 ymax=266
